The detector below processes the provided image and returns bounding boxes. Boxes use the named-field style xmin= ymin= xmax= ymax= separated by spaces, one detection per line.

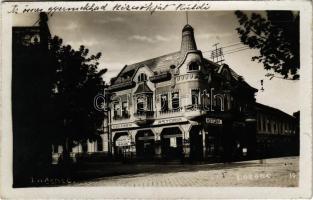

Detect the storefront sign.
xmin=163 ymin=134 xmax=182 ymax=139
xmin=112 ymin=123 xmax=136 ymax=130
xmin=115 ymin=135 xmax=131 ymax=147
xmin=138 ymin=136 xmax=155 ymax=141
xmin=155 ymin=117 xmax=185 ymax=125
xmin=206 ymin=117 xmax=222 ymax=125
xmin=170 ymin=138 xmax=177 ymax=147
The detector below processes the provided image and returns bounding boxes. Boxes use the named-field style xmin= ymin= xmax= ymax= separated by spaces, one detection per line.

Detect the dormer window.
xmin=222 ymin=70 xmax=231 ymax=81
xmin=188 ymin=61 xmax=200 ymax=71
xmin=138 ymin=73 xmax=147 ymax=82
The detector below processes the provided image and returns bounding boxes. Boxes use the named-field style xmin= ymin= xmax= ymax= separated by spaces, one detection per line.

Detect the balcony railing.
xmin=184 ymin=104 xmax=203 ymax=111
xmin=159 ymin=107 xmax=183 ymax=115
xmin=134 ymin=110 xmax=155 ymax=126
xmin=113 ymin=114 xmax=130 ymax=121
xmin=134 ymin=110 xmax=155 ymax=118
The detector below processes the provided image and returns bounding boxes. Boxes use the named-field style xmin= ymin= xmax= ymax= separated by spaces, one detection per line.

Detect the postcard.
xmin=1 ymin=1 xmax=312 ymax=199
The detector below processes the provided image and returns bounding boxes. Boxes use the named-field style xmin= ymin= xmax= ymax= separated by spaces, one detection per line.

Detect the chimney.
xmin=180 ymin=24 xmax=197 ymax=54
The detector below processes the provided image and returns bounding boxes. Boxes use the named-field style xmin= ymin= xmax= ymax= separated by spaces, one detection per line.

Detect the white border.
xmin=1 ymin=1 xmax=312 ymax=199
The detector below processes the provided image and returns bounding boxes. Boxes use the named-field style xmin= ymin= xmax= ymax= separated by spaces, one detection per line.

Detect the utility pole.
xmin=211 ymin=43 xmax=225 ymax=64
xmin=104 ymin=88 xmax=112 ymax=156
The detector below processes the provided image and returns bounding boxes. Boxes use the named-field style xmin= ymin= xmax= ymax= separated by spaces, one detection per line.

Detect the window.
xmin=172 ymin=92 xmax=180 ymax=110
xmin=147 ymin=96 xmax=153 ymax=110
xmin=267 ymin=119 xmax=271 ymax=133
xmin=97 ymin=138 xmax=103 ymax=151
xmin=122 ymin=101 xmax=129 ymax=118
xmin=161 ymin=94 xmax=169 ymax=111
xmin=258 ymin=114 xmax=261 ymax=131
xmin=138 ymin=73 xmax=147 ymax=82
xmin=188 ymin=62 xmax=200 ymax=71
xmin=222 ymin=70 xmax=231 ymax=81
xmin=113 ymin=103 xmax=120 ymax=118
xmin=137 ymin=97 xmax=145 ymax=113
xmin=191 ymin=89 xmax=199 ymax=105
xmin=202 ymin=91 xmax=210 ymax=110
xmin=273 ymin=122 xmax=277 ymax=133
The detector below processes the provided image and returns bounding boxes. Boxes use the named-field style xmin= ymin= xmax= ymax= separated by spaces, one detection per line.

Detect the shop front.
xmin=113 ymin=132 xmax=131 ymax=160
xmin=135 ymin=130 xmax=155 ymax=160
xmin=160 ymin=127 xmax=183 ymax=160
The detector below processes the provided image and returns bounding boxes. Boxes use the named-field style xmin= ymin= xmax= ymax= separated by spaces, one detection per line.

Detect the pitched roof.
xmin=121 ymin=51 xmax=181 ymax=74
xmin=112 ymin=52 xmax=252 ymax=89
xmin=134 ymin=82 xmax=153 ymax=94
xmin=255 ymin=102 xmax=295 ymax=119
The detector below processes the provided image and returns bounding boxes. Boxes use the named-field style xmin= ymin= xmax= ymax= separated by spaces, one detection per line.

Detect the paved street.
xmin=70 ymin=156 xmax=298 ymax=187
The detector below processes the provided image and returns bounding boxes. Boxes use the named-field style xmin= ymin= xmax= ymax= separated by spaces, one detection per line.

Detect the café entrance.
xmin=189 ymin=126 xmax=203 ymax=161
xmin=113 ymin=132 xmax=130 ymax=160
xmin=161 ymin=127 xmax=183 ymax=160
xmin=135 ymin=130 xmax=155 ymax=160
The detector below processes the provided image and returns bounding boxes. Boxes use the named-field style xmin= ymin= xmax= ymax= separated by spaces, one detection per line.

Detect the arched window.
xmin=138 ymin=73 xmax=147 ymax=82
xmin=188 ymin=62 xmax=200 ymax=71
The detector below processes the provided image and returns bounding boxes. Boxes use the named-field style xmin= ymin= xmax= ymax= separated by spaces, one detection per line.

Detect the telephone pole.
xmin=211 ymin=43 xmax=225 ymax=64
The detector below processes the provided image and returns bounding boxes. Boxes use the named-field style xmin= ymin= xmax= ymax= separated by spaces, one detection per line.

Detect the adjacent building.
xmin=12 ymin=13 xmax=53 ymax=186
xmin=256 ymin=103 xmax=299 ymax=157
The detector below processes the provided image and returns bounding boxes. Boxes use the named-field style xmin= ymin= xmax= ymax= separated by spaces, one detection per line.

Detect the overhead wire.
xmin=202 ymin=42 xmax=253 ymax=56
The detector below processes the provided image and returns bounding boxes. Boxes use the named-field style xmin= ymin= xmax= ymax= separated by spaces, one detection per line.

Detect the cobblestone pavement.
xmin=70 ymin=156 xmax=298 ymax=187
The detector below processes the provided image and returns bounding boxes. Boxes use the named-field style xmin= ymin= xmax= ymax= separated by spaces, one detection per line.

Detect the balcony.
xmin=113 ymin=114 xmax=130 ymax=120
xmin=149 ymin=71 xmax=171 ymax=83
xmin=107 ymin=81 xmax=135 ymax=92
xmin=158 ymin=108 xmax=183 ymax=118
xmin=111 ymin=114 xmax=131 ymax=125
xmin=134 ymin=110 xmax=155 ymax=126
xmin=184 ymin=104 xmax=204 ymax=120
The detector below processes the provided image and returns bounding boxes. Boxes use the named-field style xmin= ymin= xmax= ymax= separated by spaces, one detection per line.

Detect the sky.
xmin=13 ymin=11 xmax=299 ymax=115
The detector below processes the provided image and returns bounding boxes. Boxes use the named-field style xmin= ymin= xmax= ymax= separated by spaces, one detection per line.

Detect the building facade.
xmin=49 ymin=23 xmax=298 ymax=164
xmin=12 ymin=13 xmax=54 ymax=186
xmin=255 ymin=103 xmax=299 ymax=158
xmin=107 ymin=24 xmax=259 ymax=162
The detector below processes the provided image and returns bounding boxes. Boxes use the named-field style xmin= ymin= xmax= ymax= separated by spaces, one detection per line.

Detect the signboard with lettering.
xmin=206 ymin=117 xmax=222 ymax=125
xmin=112 ymin=123 xmax=137 ymax=130
xmin=154 ymin=117 xmax=186 ymax=125
xmin=115 ymin=135 xmax=131 ymax=147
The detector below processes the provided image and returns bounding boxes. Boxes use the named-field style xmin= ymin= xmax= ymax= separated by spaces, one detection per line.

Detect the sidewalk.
xmin=69 ymin=156 xmax=299 ymax=187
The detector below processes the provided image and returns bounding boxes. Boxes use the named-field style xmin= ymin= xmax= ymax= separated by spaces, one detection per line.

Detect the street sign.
xmin=206 ymin=117 xmax=222 ymax=125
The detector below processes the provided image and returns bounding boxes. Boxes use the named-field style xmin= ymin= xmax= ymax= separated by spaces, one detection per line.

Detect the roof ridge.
xmin=255 ymin=102 xmax=295 ymax=118
xmin=128 ymin=51 xmax=180 ymax=67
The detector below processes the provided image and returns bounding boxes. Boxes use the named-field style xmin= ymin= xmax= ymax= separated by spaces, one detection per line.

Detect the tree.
xmin=49 ymin=36 xmax=107 ymax=162
xmin=234 ymin=11 xmax=299 ymax=80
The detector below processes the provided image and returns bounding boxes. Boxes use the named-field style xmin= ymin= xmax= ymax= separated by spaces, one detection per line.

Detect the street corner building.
xmin=11 ymin=13 xmax=299 ymax=169
xmin=105 ymin=24 xmax=299 ymax=162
